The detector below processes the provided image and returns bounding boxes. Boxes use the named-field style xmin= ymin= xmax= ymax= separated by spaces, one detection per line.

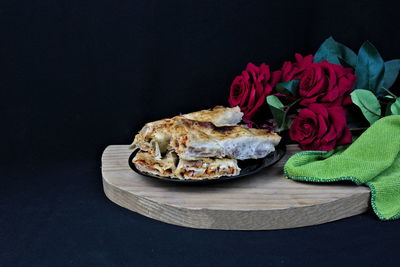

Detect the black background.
xmin=1 ymin=0 xmax=400 ymax=266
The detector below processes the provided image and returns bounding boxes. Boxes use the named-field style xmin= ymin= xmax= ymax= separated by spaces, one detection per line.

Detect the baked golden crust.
xmin=132 ymin=150 xmax=178 ymax=178
xmin=172 ymin=118 xmax=280 ymax=140
xmin=170 ymin=118 xmax=281 ymax=160
xmin=132 ymin=118 xmax=175 ymax=158
xmin=133 ymin=150 xmax=240 ymax=180
xmin=131 ymin=105 xmax=281 ymax=179
xmin=134 ymin=116 xmax=281 ymax=160
xmin=132 ymin=106 xmax=243 ymax=157
xmin=175 ymin=157 xmax=240 ymax=180
xmin=182 ymin=105 xmax=243 ymax=126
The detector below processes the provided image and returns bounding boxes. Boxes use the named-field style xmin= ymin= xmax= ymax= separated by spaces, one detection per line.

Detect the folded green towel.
xmin=284 ymin=115 xmax=400 ymax=220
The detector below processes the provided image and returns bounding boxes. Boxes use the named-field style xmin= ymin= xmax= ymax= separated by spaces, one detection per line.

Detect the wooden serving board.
xmin=101 ymin=145 xmax=370 ymax=230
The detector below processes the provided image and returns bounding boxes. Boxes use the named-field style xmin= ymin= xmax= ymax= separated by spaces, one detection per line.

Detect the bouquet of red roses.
xmin=228 ymin=37 xmax=400 ymax=151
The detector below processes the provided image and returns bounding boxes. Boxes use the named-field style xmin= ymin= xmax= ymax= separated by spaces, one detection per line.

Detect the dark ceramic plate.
xmin=128 ymin=142 xmax=286 ymax=184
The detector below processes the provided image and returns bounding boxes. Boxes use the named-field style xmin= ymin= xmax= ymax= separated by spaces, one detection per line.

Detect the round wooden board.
xmin=101 ymin=145 xmax=370 ymax=230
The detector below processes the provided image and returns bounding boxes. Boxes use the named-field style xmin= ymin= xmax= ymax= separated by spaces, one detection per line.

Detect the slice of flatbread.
xmin=132 ymin=150 xmax=240 ymax=180
xmin=132 ymin=106 xmax=243 ymax=158
xmin=170 ymin=118 xmax=281 ymax=160
xmin=132 ymin=118 xmax=175 ymax=159
xmin=175 ymin=157 xmax=240 ymax=180
xmin=132 ymin=150 xmax=178 ymax=178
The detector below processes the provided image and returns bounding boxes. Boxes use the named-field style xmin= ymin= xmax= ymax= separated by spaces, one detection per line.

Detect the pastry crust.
xmin=132 ymin=118 xmax=175 ymax=159
xmin=131 ymin=105 xmax=281 ymax=179
xmin=182 ymin=105 xmax=243 ymax=126
xmin=132 ymin=106 xmax=243 ymax=158
xmin=133 ymin=150 xmax=240 ymax=180
xmin=175 ymin=157 xmax=240 ymax=180
xmin=132 ymin=150 xmax=178 ymax=178
xmin=170 ymin=118 xmax=281 ymax=160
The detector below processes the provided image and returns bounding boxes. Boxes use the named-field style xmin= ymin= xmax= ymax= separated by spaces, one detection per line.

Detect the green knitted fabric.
xmin=284 ymin=115 xmax=400 ymax=220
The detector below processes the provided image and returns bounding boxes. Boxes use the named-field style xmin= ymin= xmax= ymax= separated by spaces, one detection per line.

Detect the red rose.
xmin=281 ymin=53 xmax=314 ymax=82
xmin=298 ymin=61 xmax=356 ymax=106
xmin=228 ymin=63 xmax=281 ymax=122
xmin=289 ymin=103 xmax=352 ymax=151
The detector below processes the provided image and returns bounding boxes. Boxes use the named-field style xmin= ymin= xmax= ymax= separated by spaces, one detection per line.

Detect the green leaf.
xmin=355 ymin=41 xmax=385 ymax=95
xmin=276 ymin=80 xmax=300 ymax=96
xmin=382 ymin=59 xmax=400 ymax=90
xmin=390 ymin=98 xmax=400 ymax=115
xmin=384 ymin=95 xmax=395 ymax=100
xmin=314 ymin=36 xmax=357 ymax=67
xmin=350 ymin=89 xmax=382 ymax=125
xmin=314 ymin=37 xmax=341 ymax=64
xmin=336 ymin=42 xmax=357 ymax=67
xmin=266 ymin=95 xmax=286 ymax=130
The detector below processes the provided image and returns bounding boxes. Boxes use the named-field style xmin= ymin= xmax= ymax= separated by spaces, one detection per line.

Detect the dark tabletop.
xmin=2 ymin=161 xmax=400 ymax=266
xmin=2 ymin=0 xmax=400 ymax=265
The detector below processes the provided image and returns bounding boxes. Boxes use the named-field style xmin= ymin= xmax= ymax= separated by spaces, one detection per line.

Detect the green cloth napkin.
xmin=284 ymin=115 xmax=400 ymax=220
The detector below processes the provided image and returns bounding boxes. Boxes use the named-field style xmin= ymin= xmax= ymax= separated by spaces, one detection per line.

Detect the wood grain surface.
xmin=101 ymin=145 xmax=370 ymax=230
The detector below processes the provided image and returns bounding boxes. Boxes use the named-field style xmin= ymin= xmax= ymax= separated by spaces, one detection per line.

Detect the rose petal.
xmin=270 ymin=70 xmax=282 ymax=87
xmin=247 ymin=87 xmax=257 ymax=110
xmin=260 ymin=64 xmax=271 ymax=83
xmin=299 ymin=95 xmax=318 ymax=106
xmin=303 ymin=54 xmax=314 ymax=64
xmin=239 ymin=84 xmax=250 ymax=107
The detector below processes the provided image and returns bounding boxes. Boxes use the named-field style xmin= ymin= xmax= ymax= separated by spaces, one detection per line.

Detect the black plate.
xmin=128 ymin=142 xmax=286 ymax=184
